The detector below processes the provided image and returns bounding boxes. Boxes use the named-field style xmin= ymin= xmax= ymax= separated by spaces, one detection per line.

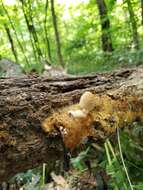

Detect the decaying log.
xmin=0 ymin=66 xmax=143 ymax=182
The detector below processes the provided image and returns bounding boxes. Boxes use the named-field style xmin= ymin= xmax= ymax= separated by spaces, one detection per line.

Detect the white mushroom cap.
xmin=68 ymin=110 xmax=87 ymax=118
xmin=79 ymin=91 xmax=96 ymax=112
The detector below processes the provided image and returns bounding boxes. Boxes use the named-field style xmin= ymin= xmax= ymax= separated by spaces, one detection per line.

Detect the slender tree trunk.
xmin=14 ymin=7 xmax=29 ymax=58
xmin=28 ymin=0 xmax=43 ymax=60
xmin=96 ymin=0 xmax=113 ymax=52
xmin=126 ymin=0 xmax=139 ymax=49
xmin=20 ymin=0 xmax=43 ymax=63
xmin=4 ymin=24 xmax=18 ymax=63
xmin=19 ymin=0 xmax=38 ymax=64
xmin=1 ymin=0 xmax=30 ymax=66
xmin=44 ymin=0 xmax=52 ymax=63
xmin=50 ymin=0 xmax=64 ymax=67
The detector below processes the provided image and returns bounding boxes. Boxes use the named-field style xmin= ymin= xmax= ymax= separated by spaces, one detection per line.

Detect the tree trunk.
xmin=20 ymin=0 xmax=38 ymax=64
xmin=50 ymin=0 xmax=64 ymax=67
xmin=1 ymin=0 xmax=30 ymax=67
xmin=4 ymin=24 xmax=18 ymax=63
xmin=126 ymin=0 xmax=139 ymax=49
xmin=0 ymin=67 xmax=143 ymax=182
xmin=19 ymin=0 xmax=43 ymax=64
xmin=96 ymin=0 xmax=113 ymax=52
xmin=44 ymin=0 xmax=52 ymax=63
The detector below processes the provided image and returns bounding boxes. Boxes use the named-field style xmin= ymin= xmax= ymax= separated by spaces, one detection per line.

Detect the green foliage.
xmin=102 ymin=139 xmax=130 ymax=190
xmin=134 ymin=183 xmax=143 ymax=190
xmin=8 ymin=166 xmax=47 ymax=190
xmin=67 ymin=49 xmax=143 ymax=75
xmin=71 ymin=147 xmax=90 ymax=170
xmin=0 ymin=0 xmax=143 ymax=75
xmin=100 ymin=124 xmax=143 ymax=190
xmin=7 ymin=124 xmax=143 ymax=189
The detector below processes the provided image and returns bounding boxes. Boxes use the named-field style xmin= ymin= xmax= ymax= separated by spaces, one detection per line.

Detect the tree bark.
xmin=0 ymin=67 xmax=143 ymax=182
xmin=96 ymin=0 xmax=113 ymax=52
xmin=50 ymin=0 xmax=64 ymax=67
xmin=1 ymin=0 xmax=30 ymax=66
xmin=126 ymin=0 xmax=139 ymax=49
xmin=19 ymin=0 xmax=43 ymax=63
xmin=44 ymin=0 xmax=52 ymax=63
xmin=4 ymin=24 xmax=18 ymax=63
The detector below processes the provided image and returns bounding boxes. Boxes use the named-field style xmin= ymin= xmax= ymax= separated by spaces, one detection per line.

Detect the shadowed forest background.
xmin=1 ymin=0 xmax=143 ymax=190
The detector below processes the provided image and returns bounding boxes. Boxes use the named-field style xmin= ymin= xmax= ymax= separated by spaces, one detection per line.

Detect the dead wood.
xmin=0 ymin=66 xmax=143 ymax=182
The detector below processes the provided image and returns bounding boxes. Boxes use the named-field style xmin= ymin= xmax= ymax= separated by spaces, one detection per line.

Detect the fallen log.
xmin=0 ymin=66 xmax=143 ymax=182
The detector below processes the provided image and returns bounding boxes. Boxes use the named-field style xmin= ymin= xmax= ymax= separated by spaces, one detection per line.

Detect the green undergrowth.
xmin=70 ymin=122 xmax=143 ymax=189
xmin=1 ymin=49 xmax=143 ymax=76
xmin=8 ymin=123 xmax=143 ymax=190
xmin=66 ymin=49 xmax=143 ymax=75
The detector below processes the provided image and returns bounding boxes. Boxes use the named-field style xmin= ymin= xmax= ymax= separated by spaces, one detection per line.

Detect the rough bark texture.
xmin=0 ymin=67 xmax=143 ymax=182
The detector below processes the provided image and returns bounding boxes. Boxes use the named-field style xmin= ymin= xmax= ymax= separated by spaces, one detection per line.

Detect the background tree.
xmin=44 ymin=0 xmax=52 ymax=63
xmin=4 ymin=24 xmax=18 ymax=63
xmin=1 ymin=0 xmax=30 ymax=66
xmin=126 ymin=0 xmax=139 ymax=49
xmin=19 ymin=0 xmax=43 ymax=64
xmin=50 ymin=0 xmax=64 ymax=67
xmin=96 ymin=0 xmax=113 ymax=52
xmin=0 ymin=0 xmax=142 ymax=74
